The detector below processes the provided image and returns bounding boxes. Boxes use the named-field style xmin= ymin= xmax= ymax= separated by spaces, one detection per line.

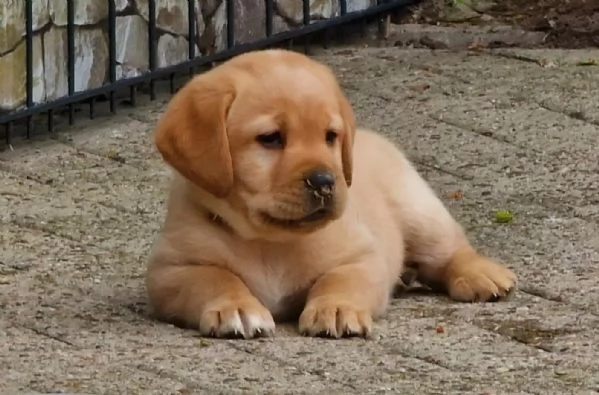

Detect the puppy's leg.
xmin=146 ymin=263 xmax=275 ymax=338
xmin=299 ymin=259 xmax=390 ymax=338
xmin=399 ymin=160 xmax=517 ymax=302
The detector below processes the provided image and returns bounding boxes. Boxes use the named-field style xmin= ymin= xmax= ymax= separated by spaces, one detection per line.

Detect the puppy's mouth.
xmin=261 ymin=208 xmax=333 ymax=229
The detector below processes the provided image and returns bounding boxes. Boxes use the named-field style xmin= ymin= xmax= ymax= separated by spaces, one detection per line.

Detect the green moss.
xmin=495 ymin=210 xmax=514 ymax=223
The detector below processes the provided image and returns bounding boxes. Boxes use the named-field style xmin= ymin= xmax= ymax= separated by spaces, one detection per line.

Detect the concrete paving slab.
xmin=1 ymin=47 xmax=598 ymax=394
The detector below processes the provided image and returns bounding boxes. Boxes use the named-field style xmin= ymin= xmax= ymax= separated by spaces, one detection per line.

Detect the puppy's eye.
xmin=256 ymin=131 xmax=285 ymax=149
xmin=325 ymin=130 xmax=338 ymax=146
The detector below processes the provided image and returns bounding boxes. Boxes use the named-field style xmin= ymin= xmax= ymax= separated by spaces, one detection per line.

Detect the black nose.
xmin=304 ymin=171 xmax=335 ymax=193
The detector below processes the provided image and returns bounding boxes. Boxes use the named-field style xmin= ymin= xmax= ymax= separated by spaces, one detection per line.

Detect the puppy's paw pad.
xmin=448 ymin=257 xmax=517 ymax=303
xmin=299 ymin=298 xmax=372 ymax=339
xmin=199 ymin=299 xmax=275 ymax=339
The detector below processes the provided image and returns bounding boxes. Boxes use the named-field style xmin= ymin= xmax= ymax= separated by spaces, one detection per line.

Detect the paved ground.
xmin=1 ymin=45 xmax=599 ymax=394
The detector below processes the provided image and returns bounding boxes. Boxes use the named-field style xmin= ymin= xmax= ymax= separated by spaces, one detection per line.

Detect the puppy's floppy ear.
xmin=337 ymin=90 xmax=356 ymax=187
xmin=155 ymin=72 xmax=236 ymax=198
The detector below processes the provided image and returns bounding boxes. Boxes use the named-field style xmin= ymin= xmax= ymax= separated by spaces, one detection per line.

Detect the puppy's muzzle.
xmin=304 ymin=171 xmax=335 ymax=207
xmin=260 ymin=171 xmax=338 ymax=229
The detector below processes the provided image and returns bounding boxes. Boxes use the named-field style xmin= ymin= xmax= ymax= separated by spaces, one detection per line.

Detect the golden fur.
xmin=146 ymin=49 xmax=517 ymax=339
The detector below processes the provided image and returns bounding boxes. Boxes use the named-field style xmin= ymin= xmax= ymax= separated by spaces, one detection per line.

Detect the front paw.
xmin=447 ymin=254 xmax=517 ymax=302
xmin=199 ymin=297 xmax=275 ymax=339
xmin=299 ymin=297 xmax=373 ymax=339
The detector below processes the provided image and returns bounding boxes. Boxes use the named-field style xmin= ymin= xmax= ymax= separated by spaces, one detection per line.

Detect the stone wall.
xmin=0 ymin=0 xmax=377 ymax=111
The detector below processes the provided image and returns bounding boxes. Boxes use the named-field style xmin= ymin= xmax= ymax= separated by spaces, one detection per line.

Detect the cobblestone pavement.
xmin=1 ymin=46 xmax=598 ymax=394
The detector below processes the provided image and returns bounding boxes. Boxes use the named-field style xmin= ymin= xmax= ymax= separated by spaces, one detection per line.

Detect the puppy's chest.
xmin=236 ymin=248 xmax=333 ymax=317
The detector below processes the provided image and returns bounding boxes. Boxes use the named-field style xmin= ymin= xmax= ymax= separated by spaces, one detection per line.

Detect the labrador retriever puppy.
xmin=146 ymin=49 xmax=516 ymax=339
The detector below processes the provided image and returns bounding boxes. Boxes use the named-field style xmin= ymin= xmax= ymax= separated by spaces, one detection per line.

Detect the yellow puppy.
xmin=146 ymin=49 xmax=516 ymax=339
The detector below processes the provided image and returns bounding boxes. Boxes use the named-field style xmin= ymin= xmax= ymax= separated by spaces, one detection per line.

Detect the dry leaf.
xmin=449 ymin=190 xmax=464 ymax=201
xmin=408 ymin=83 xmax=431 ymax=94
xmin=467 ymin=41 xmax=487 ymax=51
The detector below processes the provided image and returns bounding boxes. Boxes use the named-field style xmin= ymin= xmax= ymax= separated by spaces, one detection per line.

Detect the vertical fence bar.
xmin=340 ymin=0 xmax=347 ymax=15
xmin=67 ymin=0 xmax=75 ymax=124
xmin=4 ymin=124 xmax=11 ymax=146
xmin=265 ymin=0 xmax=273 ymax=37
xmin=226 ymin=0 xmax=235 ymax=49
xmin=169 ymin=74 xmax=175 ymax=93
xmin=108 ymin=0 xmax=117 ymax=113
xmin=377 ymin=0 xmax=387 ymax=39
xmin=130 ymin=86 xmax=137 ymax=106
xmin=360 ymin=18 xmax=368 ymax=38
xmin=128 ymin=0 xmax=137 ymax=108
xmin=148 ymin=0 xmax=157 ymax=100
xmin=188 ymin=0 xmax=196 ymax=77
xmin=322 ymin=28 xmax=330 ymax=49
xmin=89 ymin=98 xmax=95 ymax=119
xmin=302 ymin=0 xmax=310 ymax=53
xmin=25 ymin=0 xmax=34 ymax=137
xmin=338 ymin=0 xmax=348 ymax=44
xmin=48 ymin=110 xmax=54 ymax=133
xmin=302 ymin=0 xmax=310 ymax=25
xmin=87 ymin=98 xmax=95 ymax=119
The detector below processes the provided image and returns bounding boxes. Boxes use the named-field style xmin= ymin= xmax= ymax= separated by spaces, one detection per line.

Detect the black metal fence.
xmin=0 ymin=0 xmax=416 ymax=146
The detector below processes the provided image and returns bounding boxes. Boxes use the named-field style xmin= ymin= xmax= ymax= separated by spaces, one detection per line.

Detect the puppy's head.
xmin=155 ymin=49 xmax=356 ymax=240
